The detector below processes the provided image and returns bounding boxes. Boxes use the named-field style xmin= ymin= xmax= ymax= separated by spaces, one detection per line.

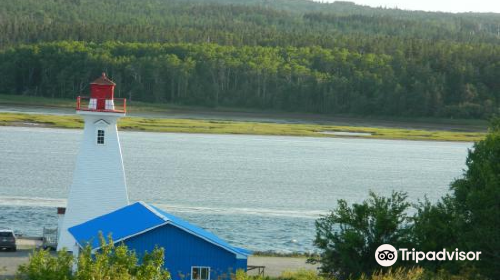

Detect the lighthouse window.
xmin=97 ymin=130 xmax=105 ymax=145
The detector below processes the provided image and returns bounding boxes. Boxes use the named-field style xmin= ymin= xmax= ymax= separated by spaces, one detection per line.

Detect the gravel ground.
xmin=0 ymin=249 xmax=32 ymax=279
xmin=0 ymin=249 xmax=318 ymax=279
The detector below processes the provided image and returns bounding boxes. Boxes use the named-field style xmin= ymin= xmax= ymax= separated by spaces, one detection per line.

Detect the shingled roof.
xmin=91 ymin=73 xmax=116 ymax=86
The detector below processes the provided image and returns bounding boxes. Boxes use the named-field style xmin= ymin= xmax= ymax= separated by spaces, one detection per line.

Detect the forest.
xmin=0 ymin=0 xmax=499 ymax=118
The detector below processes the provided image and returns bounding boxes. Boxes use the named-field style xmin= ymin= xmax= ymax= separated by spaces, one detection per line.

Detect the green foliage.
xmin=411 ymin=118 xmax=500 ymax=278
xmin=16 ymin=249 xmax=73 ymax=280
xmin=1 ymin=40 xmax=499 ymax=119
xmin=15 ymin=234 xmax=170 ymax=280
xmin=1 ymin=0 xmax=499 ymax=48
xmin=277 ymin=268 xmax=473 ymax=280
xmin=360 ymin=268 xmax=425 ymax=280
xmin=312 ymin=191 xmax=412 ymax=280
xmin=281 ymin=269 xmax=325 ymax=280
xmin=449 ymin=119 xmax=500 ymax=279
xmin=412 ymin=197 xmax=460 ymax=273
xmin=1 ymin=0 xmax=499 ymax=119
xmin=360 ymin=267 xmax=462 ymax=280
xmin=233 ymin=269 xmax=264 ymax=280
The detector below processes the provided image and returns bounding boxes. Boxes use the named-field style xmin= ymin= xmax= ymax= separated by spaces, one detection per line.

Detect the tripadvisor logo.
xmin=375 ymin=244 xmax=481 ymax=267
xmin=375 ymin=244 xmax=398 ymax=267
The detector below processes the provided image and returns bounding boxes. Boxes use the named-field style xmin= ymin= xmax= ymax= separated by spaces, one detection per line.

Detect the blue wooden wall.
xmin=124 ymin=224 xmax=247 ymax=280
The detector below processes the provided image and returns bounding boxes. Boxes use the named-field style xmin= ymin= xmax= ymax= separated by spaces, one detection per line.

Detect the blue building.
xmin=68 ymin=201 xmax=251 ymax=280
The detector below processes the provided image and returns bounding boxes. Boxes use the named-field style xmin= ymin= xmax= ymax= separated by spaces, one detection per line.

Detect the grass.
xmin=239 ymin=268 xmax=476 ymax=280
xmin=0 ymin=94 xmax=489 ymax=127
xmin=0 ymin=112 xmax=485 ymax=142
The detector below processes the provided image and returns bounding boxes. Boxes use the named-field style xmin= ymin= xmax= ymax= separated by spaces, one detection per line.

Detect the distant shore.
xmin=0 ymin=112 xmax=485 ymax=142
xmin=0 ymin=95 xmax=487 ymax=142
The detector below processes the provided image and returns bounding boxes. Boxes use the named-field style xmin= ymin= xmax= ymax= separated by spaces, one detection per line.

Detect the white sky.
xmin=318 ymin=0 xmax=500 ymax=13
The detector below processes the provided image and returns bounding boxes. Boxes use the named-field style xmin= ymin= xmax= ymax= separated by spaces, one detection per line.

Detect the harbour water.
xmin=0 ymin=126 xmax=471 ymax=252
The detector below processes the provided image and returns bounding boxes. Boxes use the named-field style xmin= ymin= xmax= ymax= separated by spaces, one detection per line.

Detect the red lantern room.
xmin=91 ymin=72 xmax=115 ymax=100
xmin=76 ymin=73 xmax=126 ymax=113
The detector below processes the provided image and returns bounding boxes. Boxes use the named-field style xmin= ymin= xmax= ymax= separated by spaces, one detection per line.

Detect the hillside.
xmin=2 ymin=0 xmax=500 ymax=47
xmin=0 ymin=0 xmax=499 ymax=118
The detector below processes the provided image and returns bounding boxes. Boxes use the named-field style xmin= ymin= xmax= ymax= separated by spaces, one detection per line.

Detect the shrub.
xmin=16 ymin=249 xmax=73 ymax=280
xmin=15 ymin=234 xmax=170 ymax=280
xmin=412 ymin=197 xmax=460 ymax=273
xmin=312 ymin=191 xmax=412 ymax=280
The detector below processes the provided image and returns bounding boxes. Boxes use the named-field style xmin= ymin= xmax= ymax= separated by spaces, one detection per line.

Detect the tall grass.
xmin=0 ymin=112 xmax=485 ymax=142
xmin=237 ymin=268 xmax=480 ymax=280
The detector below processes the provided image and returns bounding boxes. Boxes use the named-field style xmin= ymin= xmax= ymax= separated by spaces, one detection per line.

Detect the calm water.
xmin=0 ymin=126 xmax=471 ymax=252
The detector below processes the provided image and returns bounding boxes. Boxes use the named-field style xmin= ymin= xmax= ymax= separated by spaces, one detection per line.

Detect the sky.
xmin=319 ymin=0 xmax=500 ymax=13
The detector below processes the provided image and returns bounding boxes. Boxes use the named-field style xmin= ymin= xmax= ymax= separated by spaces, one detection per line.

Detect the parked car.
xmin=0 ymin=229 xmax=16 ymax=251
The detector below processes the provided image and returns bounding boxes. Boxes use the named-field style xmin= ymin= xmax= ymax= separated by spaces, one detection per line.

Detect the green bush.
xmin=412 ymin=197 xmax=460 ymax=273
xmin=16 ymin=249 xmax=73 ymax=280
xmin=312 ymin=191 xmax=412 ymax=280
xmin=15 ymin=235 xmax=170 ymax=280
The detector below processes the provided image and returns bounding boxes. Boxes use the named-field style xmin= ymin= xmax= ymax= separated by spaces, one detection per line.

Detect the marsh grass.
xmin=0 ymin=112 xmax=485 ymax=142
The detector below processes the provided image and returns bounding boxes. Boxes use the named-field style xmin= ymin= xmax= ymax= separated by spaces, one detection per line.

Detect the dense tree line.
xmin=1 ymin=0 xmax=500 ymax=48
xmin=1 ymin=41 xmax=499 ymax=118
xmin=0 ymin=0 xmax=499 ymax=118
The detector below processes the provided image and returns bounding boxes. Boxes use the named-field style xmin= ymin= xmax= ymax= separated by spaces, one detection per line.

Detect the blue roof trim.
xmin=68 ymin=202 xmax=251 ymax=257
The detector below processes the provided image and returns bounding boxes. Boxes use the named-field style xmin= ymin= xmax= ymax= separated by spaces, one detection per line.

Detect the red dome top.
xmin=91 ymin=72 xmax=116 ymax=86
xmin=90 ymin=73 xmax=115 ymax=100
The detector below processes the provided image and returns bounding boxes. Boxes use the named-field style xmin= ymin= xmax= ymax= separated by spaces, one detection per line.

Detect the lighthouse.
xmin=57 ymin=73 xmax=129 ymax=251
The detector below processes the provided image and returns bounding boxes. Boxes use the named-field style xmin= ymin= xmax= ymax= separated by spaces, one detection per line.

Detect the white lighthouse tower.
xmin=57 ymin=73 xmax=129 ymax=251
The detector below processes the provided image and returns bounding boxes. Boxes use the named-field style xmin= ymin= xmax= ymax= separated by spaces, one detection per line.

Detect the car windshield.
xmin=0 ymin=232 xmax=14 ymax=237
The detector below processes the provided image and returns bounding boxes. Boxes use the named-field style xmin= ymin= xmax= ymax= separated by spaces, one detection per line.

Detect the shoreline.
xmin=0 ymin=112 xmax=484 ymax=142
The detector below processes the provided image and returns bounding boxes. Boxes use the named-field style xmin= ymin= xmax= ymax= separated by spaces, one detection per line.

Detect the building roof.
xmin=68 ymin=201 xmax=251 ymax=257
xmin=90 ymin=73 xmax=116 ymax=86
